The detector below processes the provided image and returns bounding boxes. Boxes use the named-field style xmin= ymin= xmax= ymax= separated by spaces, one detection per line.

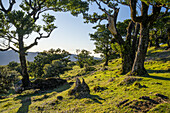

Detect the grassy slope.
xmin=0 ymin=44 xmax=170 ymax=113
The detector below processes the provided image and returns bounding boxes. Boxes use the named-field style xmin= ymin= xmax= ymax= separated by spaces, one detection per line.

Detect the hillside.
xmin=0 ymin=50 xmax=101 ymax=65
xmin=0 ymin=45 xmax=169 ymax=113
xmin=0 ymin=50 xmax=38 ymax=65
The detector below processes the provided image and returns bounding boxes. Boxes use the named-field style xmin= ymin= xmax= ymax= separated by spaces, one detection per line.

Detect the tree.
xmin=84 ymin=0 xmax=140 ymax=74
xmin=0 ymin=1 xmax=57 ymax=88
xmin=0 ymin=0 xmax=89 ymax=88
xmin=43 ymin=60 xmax=70 ymax=78
xmin=128 ymin=0 xmax=169 ymax=76
xmin=75 ymin=49 xmax=95 ymax=68
xmin=90 ymin=24 xmax=115 ymax=66
xmin=0 ymin=66 xmax=20 ymax=94
xmin=28 ymin=48 xmax=70 ymax=78
xmin=149 ymin=14 xmax=170 ymax=48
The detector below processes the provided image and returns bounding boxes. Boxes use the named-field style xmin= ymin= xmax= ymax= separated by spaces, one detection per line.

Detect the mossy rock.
xmin=32 ymin=77 xmax=67 ymax=90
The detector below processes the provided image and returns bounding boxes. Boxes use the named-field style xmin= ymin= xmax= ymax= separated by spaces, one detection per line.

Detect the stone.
xmin=31 ymin=78 xmax=67 ymax=90
xmin=68 ymin=78 xmax=90 ymax=98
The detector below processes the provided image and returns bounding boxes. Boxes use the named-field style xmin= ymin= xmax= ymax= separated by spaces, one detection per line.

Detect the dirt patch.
xmin=118 ymin=94 xmax=169 ymax=112
xmin=118 ymin=76 xmax=142 ymax=86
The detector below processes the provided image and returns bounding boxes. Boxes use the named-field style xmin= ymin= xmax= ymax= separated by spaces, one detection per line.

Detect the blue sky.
xmin=1 ymin=0 xmax=131 ymax=57
xmin=28 ymin=4 xmax=130 ymax=57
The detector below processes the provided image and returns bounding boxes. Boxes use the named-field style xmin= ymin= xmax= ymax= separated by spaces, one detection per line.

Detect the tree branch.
xmin=115 ymin=0 xmax=130 ymax=6
xmin=148 ymin=4 xmax=161 ymax=25
xmin=10 ymin=46 xmax=19 ymax=53
xmin=95 ymin=0 xmax=111 ymax=16
xmin=157 ymin=8 xmax=169 ymax=20
xmin=126 ymin=20 xmax=135 ymax=44
xmin=0 ymin=0 xmax=16 ymax=13
xmin=25 ymin=30 xmax=53 ymax=51
xmin=130 ymin=0 xmax=142 ymax=22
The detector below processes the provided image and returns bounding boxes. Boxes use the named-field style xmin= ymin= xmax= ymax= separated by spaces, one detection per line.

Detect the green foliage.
xmin=117 ymin=19 xmax=131 ymax=37
xmin=43 ymin=60 xmax=70 ymax=78
xmin=7 ymin=61 xmax=21 ymax=74
xmin=68 ymin=62 xmax=77 ymax=67
xmin=90 ymin=24 xmax=119 ymax=65
xmin=75 ymin=49 xmax=96 ymax=68
xmin=7 ymin=10 xmax=35 ymax=36
xmin=0 ymin=66 xmax=20 ymax=94
xmin=149 ymin=14 xmax=170 ymax=47
xmin=42 ymin=13 xmax=57 ymax=33
xmin=28 ymin=48 xmax=70 ymax=77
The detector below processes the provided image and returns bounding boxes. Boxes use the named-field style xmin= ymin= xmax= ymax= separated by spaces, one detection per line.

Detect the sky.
xmin=1 ymin=0 xmax=131 ymax=57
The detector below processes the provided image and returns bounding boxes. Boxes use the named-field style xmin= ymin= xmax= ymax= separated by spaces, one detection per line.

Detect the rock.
xmin=32 ymin=78 xmax=67 ymax=90
xmin=81 ymin=78 xmax=90 ymax=94
xmin=68 ymin=78 xmax=90 ymax=98
xmin=57 ymin=96 xmax=63 ymax=100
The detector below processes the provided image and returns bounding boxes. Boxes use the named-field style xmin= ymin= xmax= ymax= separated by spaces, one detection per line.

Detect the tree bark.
xmin=131 ymin=23 xmax=149 ymax=76
xmin=167 ymin=28 xmax=170 ymax=49
xmin=19 ymin=36 xmax=30 ymax=88
xmin=121 ymin=45 xmax=133 ymax=74
xmin=155 ymin=36 xmax=161 ymax=48
xmin=104 ymin=52 xmax=109 ymax=66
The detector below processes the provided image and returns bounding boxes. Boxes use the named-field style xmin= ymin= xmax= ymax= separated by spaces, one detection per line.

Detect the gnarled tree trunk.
xmin=131 ymin=23 xmax=149 ymax=76
xmin=104 ymin=53 xmax=109 ymax=66
xmin=19 ymin=36 xmax=30 ymax=88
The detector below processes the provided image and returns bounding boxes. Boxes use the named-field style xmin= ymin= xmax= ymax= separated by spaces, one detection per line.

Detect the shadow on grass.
xmin=143 ymin=75 xmax=170 ymax=81
xmin=88 ymin=94 xmax=105 ymax=104
xmin=17 ymin=97 xmax=31 ymax=113
xmin=15 ymin=83 xmax=71 ymax=113
xmin=79 ymin=94 xmax=105 ymax=104
xmin=146 ymin=50 xmax=170 ymax=62
xmin=147 ymin=70 xmax=170 ymax=73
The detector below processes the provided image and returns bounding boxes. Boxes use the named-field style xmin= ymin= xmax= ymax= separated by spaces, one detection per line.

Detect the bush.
xmin=68 ymin=62 xmax=76 ymax=67
xmin=43 ymin=60 xmax=70 ymax=78
xmin=0 ymin=66 xmax=20 ymax=94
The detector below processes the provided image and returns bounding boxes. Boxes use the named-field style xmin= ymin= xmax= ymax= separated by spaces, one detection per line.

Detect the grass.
xmin=0 ymin=44 xmax=170 ymax=113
